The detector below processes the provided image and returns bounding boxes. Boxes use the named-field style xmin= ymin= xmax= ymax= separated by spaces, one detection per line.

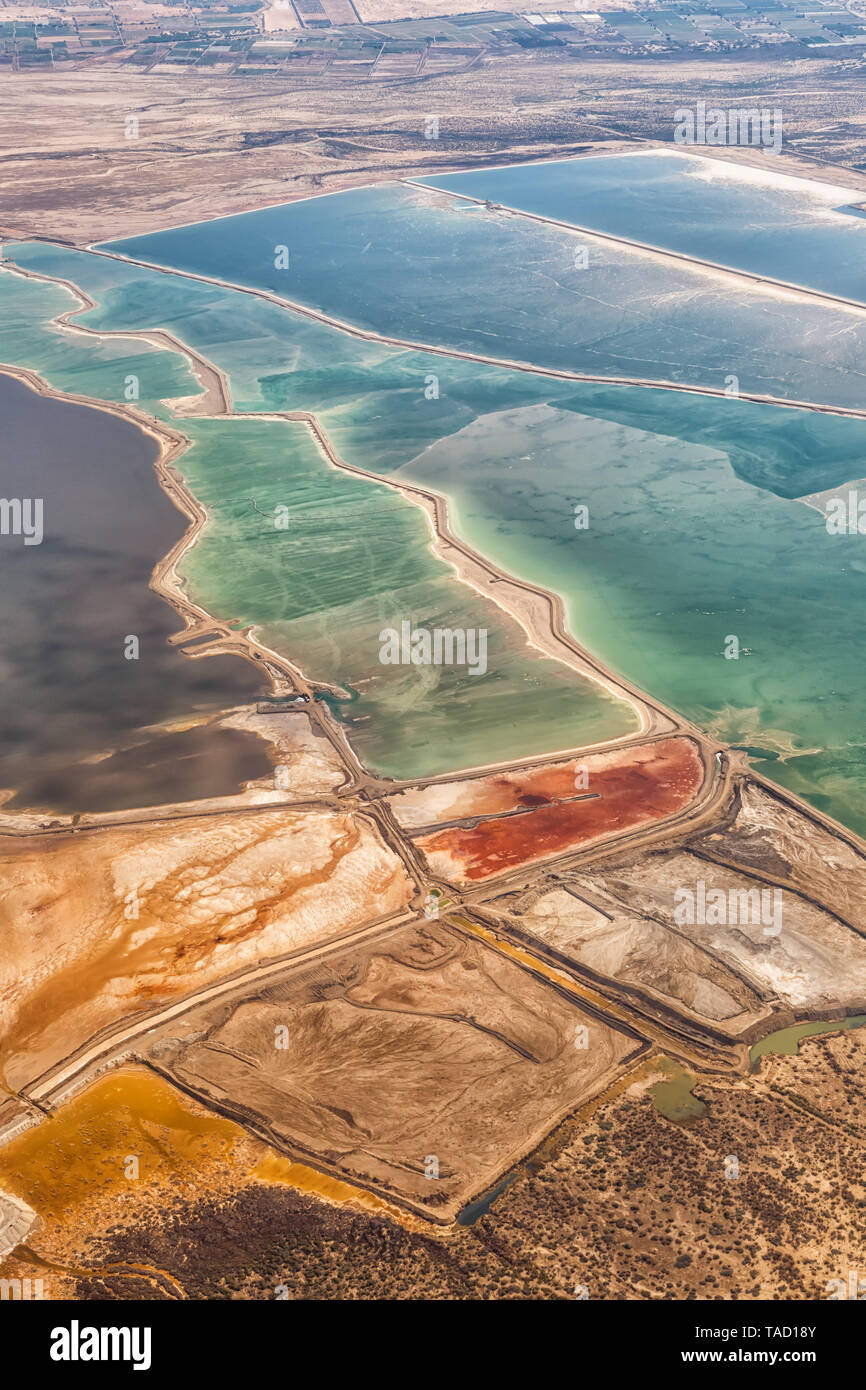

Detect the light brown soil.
xmin=151 ymin=918 xmax=644 ymax=1219
xmin=0 ymin=805 xmax=413 ymax=1092
xmin=3 ymin=57 xmax=866 ymax=244
xmin=7 ymin=1029 xmax=865 ymax=1300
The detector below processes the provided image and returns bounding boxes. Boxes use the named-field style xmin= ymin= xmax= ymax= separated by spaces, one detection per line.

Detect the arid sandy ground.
xmin=579 ymin=850 xmax=866 ymax=1014
xmin=477 ymin=779 xmax=866 ymax=1039
xmin=0 ymin=1065 xmax=433 ymax=1298
xmin=489 ymin=880 xmax=770 ymax=1037
xmin=149 ymin=919 xmax=643 ymax=1219
xmin=4 ymin=1030 xmax=864 ymax=1300
xmin=353 ymin=0 xmax=638 ymax=17
xmin=469 ymin=1033 xmax=866 ymax=1301
xmin=3 ymin=57 xmax=866 ymax=243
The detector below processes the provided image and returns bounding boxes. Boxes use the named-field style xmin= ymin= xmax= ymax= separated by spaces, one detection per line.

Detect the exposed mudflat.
xmin=0 ymin=806 xmax=413 ymax=1091
xmin=570 ymin=831 xmax=866 ymax=1017
xmin=149 ymin=919 xmax=643 ymax=1220
xmin=490 ymin=880 xmax=766 ymax=1036
xmin=221 ymin=710 xmax=348 ymax=797
xmin=694 ymin=781 xmax=866 ymax=930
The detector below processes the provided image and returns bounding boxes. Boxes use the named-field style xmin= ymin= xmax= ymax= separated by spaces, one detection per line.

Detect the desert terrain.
xmin=3 ymin=1030 xmax=865 ymax=1300
xmin=3 ymin=54 xmax=866 ymax=243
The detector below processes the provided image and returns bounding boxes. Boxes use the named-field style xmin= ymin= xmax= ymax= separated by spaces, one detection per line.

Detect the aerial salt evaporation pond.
xmin=0 ymin=349 xmax=269 ymax=815
xmin=0 ymin=260 xmax=637 ymax=782
xmin=7 ymin=151 xmax=866 ymax=821
xmin=102 ymin=157 xmax=866 ymax=411
xmin=416 ymin=149 xmax=866 ymax=305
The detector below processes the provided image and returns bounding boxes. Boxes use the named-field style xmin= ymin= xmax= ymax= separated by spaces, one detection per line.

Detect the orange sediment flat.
xmin=412 ymin=737 xmax=704 ymax=882
xmin=252 ymin=1152 xmax=427 ymax=1231
xmin=0 ymin=1069 xmax=421 ymax=1233
xmin=0 ymin=1066 xmax=425 ymax=1294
